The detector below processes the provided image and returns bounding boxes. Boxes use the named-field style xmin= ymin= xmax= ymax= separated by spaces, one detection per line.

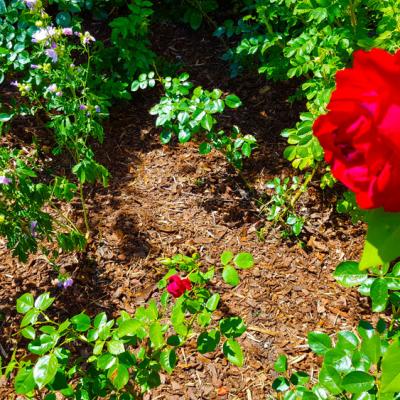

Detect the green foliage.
xmin=107 ymin=0 xmax=155 ymax=78
xmin=360 ymin=210 xmax=400 ymax=271
xmin=0 ymin=147 xmax=85 ymax=261
xmin=260 ymin=176 xmax=306 ymax=237
xmin=333 ymin=260 xmax=400 ymax=314
xmin=220 ymin=250 xmax=254 ymax=286
xmin=273 ymin=319 xmax=400 ymax=398
xmin=159 ymin=0 xmax=219 ymax=30
xmin=217 ymin=0 xmax=400 ymax=171
xmin=137 ymin=72 xmax=256 ymax=169
xmin=336 ymin=191 xmax=367 ymax=224
xmin=2 ymin=252 xmax=250 ymax=397
xmin=0 ymin=1 xmax=111 ymax=262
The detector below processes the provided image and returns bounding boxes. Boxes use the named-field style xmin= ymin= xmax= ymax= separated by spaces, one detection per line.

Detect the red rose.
xmin=167 ymin=274 xmax=192 ymax=298
xmin=313 ymin=48 xmax=400 ymax=211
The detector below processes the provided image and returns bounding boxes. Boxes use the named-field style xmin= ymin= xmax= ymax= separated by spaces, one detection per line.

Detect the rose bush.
xmin=313 ymin=48 xmax=400 ymax=211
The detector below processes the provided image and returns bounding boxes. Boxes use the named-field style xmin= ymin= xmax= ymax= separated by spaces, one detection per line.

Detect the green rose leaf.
xmin=0 ymin=113 xmax=13 ymax=122
xmin=97 ymin=353 xmax=117 ymax=370
xmin=274 ymin=354 xmax=288 ymax=372
xmin=21 ymin=326 xmax=36 ymax=340
xmin=370 ymin=278 xmax=389 ymax=312
xmin=34 ymin=293 xmax=54 ymax=311
xmin=21 ymin=308 xmax=39 ymax=328
xmin=107 ymin=340 xmax=125 ymax=355
xmin=0 ymin=0 xmax=6 ymax=14
xmin=336 ymin=331 xmax=359 ymax=352
xmin=290 ymin=371 xmax=310 ymax=386
xmin=225 ymin=94 xmax=242 ymax=109
xmin=341 ymin=371 xmax=375 ymax=393
xmin=272 ymin=377 xmax=290 ymax=392
xmin=71 ymin=313 xmax=91 ymax=332
xmin=149 ymin=322 xmax=165 ymax=350
xmin=222 ymin=265 xmax=239 ymax=286
xmin=360 ymin=209 xmax=400 ymax=270
xmin=160 ymin=349 xmax=177 ymax=374
xmin=219 ymin=317 xmax=246 ymax=338
xmin=33 ymin=354 xmax=58 ymax=389
xmin=199 ymin=142 xmax=212 ymax=154
xmin=220 ymin=251 xmax=234 ymax=265
xmin=197 ymin=329 xmax=220 ymax=354
xmin=15 ymin=367 xmax=35 ymax=394
xmin=205 ymin=294 xmax=220 ymax=312
xmin=117 ymin=319 xmax=141 ymax=337
xmin=16 ymin=293 xmax=34 ymax=314
xmin=233 ymin=252 xmax=254 ymax=269
xmin=107 ymin=364 xmax=129 ymax=390
xmin=333 ymin=261 xmax=367 ymax=287
xmin=318 ymin=366 xmax=342 ymax=395
xmin=308 ymin=332 xmax=332 ymax=355
xmin=381 ymin=340 xmax=400 ymax=393
xmin=223 ymin=338 xmax=244 ymax=366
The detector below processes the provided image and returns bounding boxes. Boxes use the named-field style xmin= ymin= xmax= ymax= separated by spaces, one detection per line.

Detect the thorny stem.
xmin=349 ymin=0 xmax=358 ymax=30
xmin=289 ymin=162 xmax=319 ymax=209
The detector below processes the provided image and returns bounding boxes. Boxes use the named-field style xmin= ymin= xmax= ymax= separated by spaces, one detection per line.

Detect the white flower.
xmin=32 ymin=27 xmax=56 ymax=43
xmin=80 ymin=31 xmax=96 ymax=45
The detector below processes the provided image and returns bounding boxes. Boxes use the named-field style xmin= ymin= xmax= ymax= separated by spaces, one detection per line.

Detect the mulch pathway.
xmin=0 ymin=21 xmax=372 ymax=399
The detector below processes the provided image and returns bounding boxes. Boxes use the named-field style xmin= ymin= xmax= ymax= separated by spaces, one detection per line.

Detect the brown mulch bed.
xmin=0 ymin=21 xmax=371 ymax=399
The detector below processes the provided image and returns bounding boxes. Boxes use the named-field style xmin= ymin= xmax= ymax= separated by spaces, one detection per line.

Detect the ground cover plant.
xmin=0 ymin=0 xmax=399 ymax=398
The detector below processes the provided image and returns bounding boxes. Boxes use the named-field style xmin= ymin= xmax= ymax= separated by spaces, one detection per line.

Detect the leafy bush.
xmin=133 ymin=72 xmax=257 ymax=168
xmin=216 ymin=0 xmax=400 ymax=171
xmin=273 ymin=319 xmax=400 ymax=398
xmin=1 ymin=252 xmax=252 ymax=398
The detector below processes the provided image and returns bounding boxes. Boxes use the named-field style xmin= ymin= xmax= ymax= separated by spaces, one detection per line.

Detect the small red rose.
xmin=167 ymin=274 xmax=192 ymax=298
xmin=313 ymin=48 xmax=400 ymax=211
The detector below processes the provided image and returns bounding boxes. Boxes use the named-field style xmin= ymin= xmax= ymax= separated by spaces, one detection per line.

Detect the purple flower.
xmin=63 ymin=278 xmax=73 ymax=288
xmin=24 ymin=0 xmax=37 ymax=9
xmin=62 ymin=27 xmax=73 ymax=36
xmin=0 ymin=176 xmax=11 ymax=185
xmin=30 ymin=221 xmax=38 ymax=237
xmin=56 ymin=91 xmax=63 ymax=97
xmin=44 ymin=48 xmax=58 ymax=63
xmin=10 ymin=81 xmax=18 ymax=87
xmin=47 ymin=83 xmax=57 ymax=93
xmin=95 ymin=105 xmax=101 ymax=113
xmin=30 ymin=64 xmax=39 ymax=69
xmin=79 ymin=104 xmax=87 ymax=110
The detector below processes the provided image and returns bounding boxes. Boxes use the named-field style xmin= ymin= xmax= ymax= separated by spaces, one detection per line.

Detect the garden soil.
xmin=0 ymin=22 xmax=372 ymax=399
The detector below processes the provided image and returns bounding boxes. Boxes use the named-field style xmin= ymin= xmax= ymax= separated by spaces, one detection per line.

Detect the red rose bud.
xmin=313 ymin=48 xmax=400 ymax=211
xmin=167 ymin=274 xmax=192 ymax=298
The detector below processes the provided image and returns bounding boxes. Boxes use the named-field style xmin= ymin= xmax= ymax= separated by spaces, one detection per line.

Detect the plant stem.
xmin=289 ymin=163 xmax=319 ymax=208
xmin=79 ymin=183 xmax=90 ymax=237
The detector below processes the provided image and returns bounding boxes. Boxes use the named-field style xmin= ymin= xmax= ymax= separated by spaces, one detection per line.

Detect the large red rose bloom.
xmin=313 ymin=48 xmax=400 ymax=211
